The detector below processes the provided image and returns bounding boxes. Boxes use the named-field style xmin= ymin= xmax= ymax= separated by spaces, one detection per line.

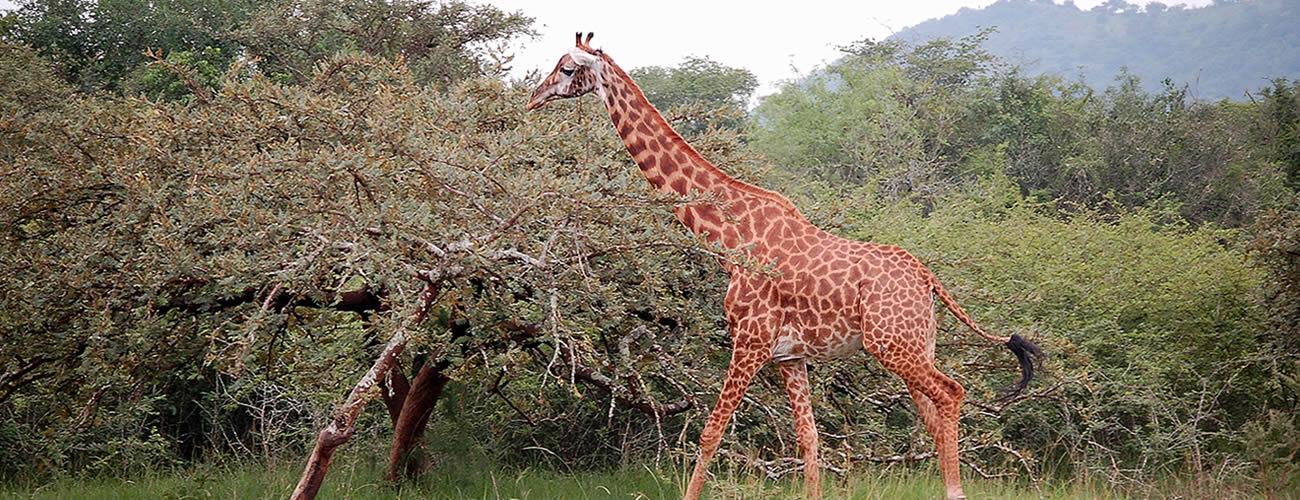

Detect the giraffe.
xmin=526 ymin=33 xmax=1042 ymax=500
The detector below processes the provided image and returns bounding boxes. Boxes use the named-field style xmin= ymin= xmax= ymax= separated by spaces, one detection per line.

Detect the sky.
xmin=484 ymin=0 xmax=1213 ymax=97
xmin=0 ymin=0 xmax=1215 ymax=97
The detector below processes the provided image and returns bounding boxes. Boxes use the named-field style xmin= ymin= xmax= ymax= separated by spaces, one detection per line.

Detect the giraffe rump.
xmin=997 ymin=334 xmax=1044 ymax=402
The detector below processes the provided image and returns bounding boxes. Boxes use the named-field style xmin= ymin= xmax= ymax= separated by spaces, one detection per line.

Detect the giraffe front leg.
xmin=684 ymin=346 xmax=768 ymax=500
xmin=778 ymin=359 xmax=821 ymax=499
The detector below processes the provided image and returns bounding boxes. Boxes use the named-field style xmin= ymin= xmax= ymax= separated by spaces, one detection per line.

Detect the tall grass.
xmin=0 ymin=456 xmax=1130 ymax=500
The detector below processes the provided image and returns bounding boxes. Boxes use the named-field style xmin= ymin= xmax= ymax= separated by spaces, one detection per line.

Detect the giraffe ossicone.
xmin=526 ymin=32 xmax=1043 ymax=500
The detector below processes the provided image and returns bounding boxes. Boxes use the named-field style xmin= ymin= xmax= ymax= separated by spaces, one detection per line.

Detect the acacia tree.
xmin=0 ymin=40 xmax=746 ymax=483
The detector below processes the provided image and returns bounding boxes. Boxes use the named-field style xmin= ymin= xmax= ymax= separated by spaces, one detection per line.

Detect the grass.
xmin=0 ymin=455 xmax=1130 ymax=500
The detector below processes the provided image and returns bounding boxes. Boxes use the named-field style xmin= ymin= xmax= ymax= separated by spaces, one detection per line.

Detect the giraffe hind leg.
xmin=864 ymin=286 xmax=966 ymax=500
xmin=902 ymin=370 xmax=966 ymax=500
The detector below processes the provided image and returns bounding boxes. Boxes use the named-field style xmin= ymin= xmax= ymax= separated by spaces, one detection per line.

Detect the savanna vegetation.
xmin=1 ymin=0 xmax=1298 ymax=498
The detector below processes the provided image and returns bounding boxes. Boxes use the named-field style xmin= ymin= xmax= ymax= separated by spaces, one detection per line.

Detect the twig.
xmin=142 ymin=48 xmax=212 ymax=104
xmin=488 ymin=369 xmax=536 ymax=426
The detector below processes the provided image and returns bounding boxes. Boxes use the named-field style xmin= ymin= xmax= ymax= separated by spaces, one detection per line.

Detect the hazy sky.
xmin=487 ymin=0 xmax=1213 ymax=97
xmin=0 ymin=0 xmax=1216 ymax=96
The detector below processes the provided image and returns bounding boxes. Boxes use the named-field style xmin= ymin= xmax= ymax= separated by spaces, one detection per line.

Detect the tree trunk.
xmin=385 ymin=359 xmax=450 ymax=480
xmin=291 ymin=280 xmax=440 ymax=500
xmin=380 ymin=367 xmax=411 ymax=425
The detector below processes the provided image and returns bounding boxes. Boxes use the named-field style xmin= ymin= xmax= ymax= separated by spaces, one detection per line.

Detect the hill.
xmin=892 ymin=0 xmax=1300 ymax=100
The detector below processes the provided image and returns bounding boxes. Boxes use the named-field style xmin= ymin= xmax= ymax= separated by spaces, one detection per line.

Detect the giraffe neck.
xmin=596 ymin=57 xmax=733 ymax=199
xmin=593 ymin=55 xmax=813 ymax=254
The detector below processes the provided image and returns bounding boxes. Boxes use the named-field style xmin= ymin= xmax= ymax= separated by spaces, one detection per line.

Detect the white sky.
xmin=0 ymin=0 xmax=1215 ymax=97
xmin=484 ymin=0 xmax=1213 ymax=97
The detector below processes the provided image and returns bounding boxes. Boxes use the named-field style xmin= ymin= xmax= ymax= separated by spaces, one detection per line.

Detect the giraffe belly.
xmin=771 ymin=325 xmax=864 ymax=363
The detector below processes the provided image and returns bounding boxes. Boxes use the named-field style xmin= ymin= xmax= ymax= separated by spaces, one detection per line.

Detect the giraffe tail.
xmin=928 ymin=271 xmax=1044 ymax=400
xmin=999 ymin=334 xmax=1044 ymax=401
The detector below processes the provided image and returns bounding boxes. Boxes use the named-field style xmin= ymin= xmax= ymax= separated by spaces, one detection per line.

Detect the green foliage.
xmin=1248 ymin=194 xmax=1300 ymax=356
xmin=629 ymin=56 xmax=758 ymax=134
xmin=122 ymin=46 xmax=228 ymax=102
xmin=1251 ymin=78 xmax=1300 ymax=190
xmin=0 ymin=11 xmax=20 ymax=41
xmin=83 ymin=0 xmax=256 ymax=92
xmin=0 ymin=40 xmax=72 ymax=119
xmin=1235 ymin=361 xmax=1300 ymax=497
xmin=842 ymin=176 xmax=1270 ymax=484
xmin=6 ymin=0 xmax=258 ymax=91
xmin=3 ymin=0 xmax=529 ymax=93
xmin=231 ymin=0 xmax=534 ymax=88
xmin=751 ymin=31 xmax=995 ymax=193
xmin=839 ymin=27 xmax=996 ymax=91
xmin=754 ymin=33 xmax=1287 ymax=228
xmin=975 ymin=69 xmax=1287 ymax=226
xmin=3 ymin=0 xmax=93 ymax=85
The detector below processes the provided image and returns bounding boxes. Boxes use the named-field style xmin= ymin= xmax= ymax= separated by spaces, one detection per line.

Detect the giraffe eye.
xmin=560 ymin=67 xmax=575 ymax=77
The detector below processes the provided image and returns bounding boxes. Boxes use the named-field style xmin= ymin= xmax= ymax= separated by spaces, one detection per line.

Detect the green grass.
xmin=0 ymin=457 xmax=1130 ymax=500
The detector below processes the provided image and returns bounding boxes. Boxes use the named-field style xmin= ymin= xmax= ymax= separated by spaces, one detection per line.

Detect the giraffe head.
xmin=525 ymin=32 xmax=607 ymax=111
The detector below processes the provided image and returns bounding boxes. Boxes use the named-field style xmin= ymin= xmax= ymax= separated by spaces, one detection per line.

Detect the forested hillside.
xmin=1 ymin=0 xmax=1299 ymax=498
xmin=894 ymin=0 xmax=1300 ymax=101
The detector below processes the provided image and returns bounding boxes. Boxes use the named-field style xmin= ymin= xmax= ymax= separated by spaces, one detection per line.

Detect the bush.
xmin=841 ymin=174 xmax=1270 ymax=483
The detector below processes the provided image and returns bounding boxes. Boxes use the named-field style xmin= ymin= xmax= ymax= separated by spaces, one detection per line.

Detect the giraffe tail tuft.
xmin=995 ymin=334 xmax=1044 ymax=402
